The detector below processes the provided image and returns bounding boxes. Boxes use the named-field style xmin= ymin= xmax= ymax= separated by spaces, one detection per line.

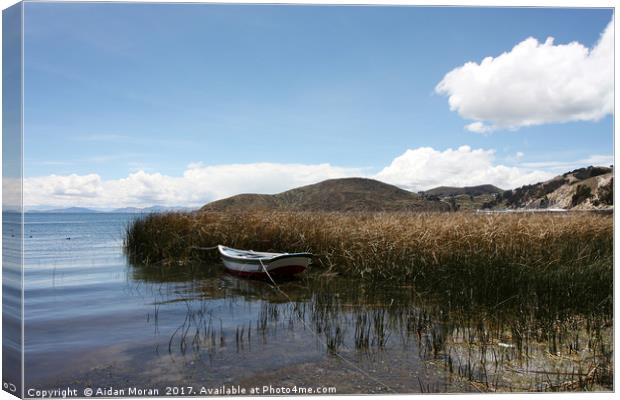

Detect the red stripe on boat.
xmin=225 ymin=265 xmax=306 ymax=278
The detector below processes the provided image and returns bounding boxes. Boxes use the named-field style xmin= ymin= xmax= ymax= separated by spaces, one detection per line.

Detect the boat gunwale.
xmin=217 ymin=245 xmax=313 ymax=263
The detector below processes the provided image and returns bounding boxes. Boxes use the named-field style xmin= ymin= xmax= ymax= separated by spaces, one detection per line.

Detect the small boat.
xmin=217 ymin=245 xmax=312 ymax=278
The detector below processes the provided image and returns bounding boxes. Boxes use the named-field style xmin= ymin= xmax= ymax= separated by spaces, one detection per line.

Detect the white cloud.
xmin=580 ymin=154 xmax=614 ymax=167
xmin=464 ymin=122 xmax=496 ymax=134
xmin=436 ymin=18 xmax=613 ymax=132
xmin=22 ymin=163 xmax=362 ymax=209
xmin=521 ymin=154 xmax=613 ymax=171
xmin=3 ymin=177 xmax=21 ymax=211
xmin=374 ymin=145 xmax=555 ymax=191
xmin=22 ymin=148 xmax=611 ymax=208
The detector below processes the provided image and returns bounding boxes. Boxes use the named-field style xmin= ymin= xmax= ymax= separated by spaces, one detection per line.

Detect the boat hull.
xmin=221 ymin=255 xmax=311 ymax=278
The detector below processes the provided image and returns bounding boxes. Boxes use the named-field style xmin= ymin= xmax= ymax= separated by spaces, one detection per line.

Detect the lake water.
xmin=14 ymin=213 xmax=612 ymax=395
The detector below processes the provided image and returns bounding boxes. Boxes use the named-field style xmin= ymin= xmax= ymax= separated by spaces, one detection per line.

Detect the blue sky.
xmin=20 ymin=4 xmax=614 ymax=208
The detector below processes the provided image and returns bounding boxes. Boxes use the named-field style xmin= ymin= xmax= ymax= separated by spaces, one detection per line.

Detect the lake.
xmin=16 ymin=213 xmax=612 ymax=395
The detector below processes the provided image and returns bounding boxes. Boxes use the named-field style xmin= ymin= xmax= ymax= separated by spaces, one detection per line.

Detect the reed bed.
xmin=124 ymin=211 xmax=612 ymax=307
xmin=154 ymin=277 xmax=612 ymax=391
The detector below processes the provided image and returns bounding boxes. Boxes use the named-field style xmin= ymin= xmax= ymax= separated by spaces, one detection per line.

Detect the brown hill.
xmin=419 ymin=184 xmax=504 ymax=211
xmin=423 ymin=184 xmax=504 ymax=197
xmin=200 ymin=177 xmax=450 ymax=212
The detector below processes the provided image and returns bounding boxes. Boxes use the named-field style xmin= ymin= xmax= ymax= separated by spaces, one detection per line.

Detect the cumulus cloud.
xmin=3 ymin=177 xmax=22 ymax=211
xmin=464 ymin=122 xmax=496 ymax=134
xmin=22 ymin=163 xmax=362 ymax=209
xmin=374 ymin=145 xmax=555 ymax=191
xmin=436 ymin=18 xmax=613 ymax=132
xmin=521 ymin=154 xmax=613 ymax=171
xmin=23 ymin=147 xmax=611 ymax=208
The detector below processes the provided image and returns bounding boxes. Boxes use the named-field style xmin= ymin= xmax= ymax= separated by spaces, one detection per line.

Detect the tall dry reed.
xmin=124 ymin=211 xmax=612 ymax=307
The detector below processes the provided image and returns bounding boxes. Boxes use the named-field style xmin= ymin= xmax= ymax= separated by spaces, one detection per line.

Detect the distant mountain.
xmin=423 ymin=184 xmax=504 ymax=197
xmin=110 ymin=207 xmax=143 ymax=213
xmin=496 ymin=166 xmax=613 ymax=210
xmin=201 ymin=177 xmax=450 ymax=213
xmin=29 ymin=207 xmax=101 ymax=213
xmin=111 ymin=205 xmax=194 ymax=213
xmin=27 ymin=205 xmax=194 ymax=214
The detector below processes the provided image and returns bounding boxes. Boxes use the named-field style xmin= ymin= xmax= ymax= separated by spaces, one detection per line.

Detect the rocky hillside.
xmin=201 ymin=177 xmax=450 ymax=212
xmin=496 ymin=166 xmax=613 ymax=210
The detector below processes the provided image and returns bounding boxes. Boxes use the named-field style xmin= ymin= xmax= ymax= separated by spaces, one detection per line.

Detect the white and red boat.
xmin=217 ymin=245 xmax=312 ymax=278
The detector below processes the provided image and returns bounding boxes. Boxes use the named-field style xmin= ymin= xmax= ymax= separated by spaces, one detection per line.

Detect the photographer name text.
xmin=27 ymin=385 xmax=337 ymax=397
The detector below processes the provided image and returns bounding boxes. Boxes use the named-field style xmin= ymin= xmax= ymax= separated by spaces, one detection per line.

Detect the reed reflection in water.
xmin=135 ymin=262 xmax=612 ymax=393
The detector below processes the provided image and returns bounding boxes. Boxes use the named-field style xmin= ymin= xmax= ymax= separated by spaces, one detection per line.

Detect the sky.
xmin=19 ymin=3 xmax=614 ymax=209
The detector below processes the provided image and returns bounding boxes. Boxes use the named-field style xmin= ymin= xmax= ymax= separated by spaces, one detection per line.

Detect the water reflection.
xmin=131 ymin=262 xmax=613 ymax=392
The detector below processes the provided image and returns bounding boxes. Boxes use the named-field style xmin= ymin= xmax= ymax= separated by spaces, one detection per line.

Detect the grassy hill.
xmin=423 ymin=184 xmax=504 ymax=198
xmin=201 ymin=177 xmax=450 ymax=212
xmin=420 ymin=184 xmax=504 ymax=211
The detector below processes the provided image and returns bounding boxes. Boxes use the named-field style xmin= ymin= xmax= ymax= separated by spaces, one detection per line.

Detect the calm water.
xmin=18 ymin=213 xmax=612 ymax=395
